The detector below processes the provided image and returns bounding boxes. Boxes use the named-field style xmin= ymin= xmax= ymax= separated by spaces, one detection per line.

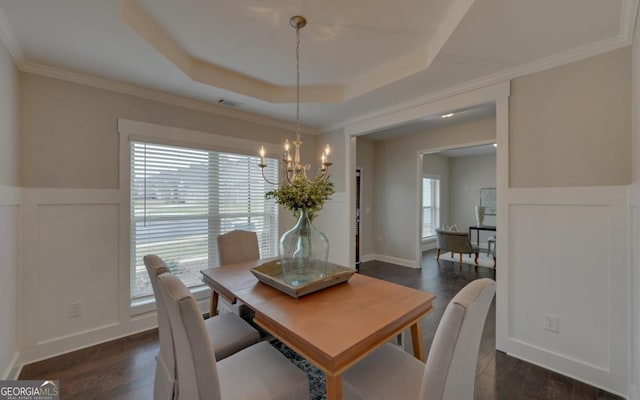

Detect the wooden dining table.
xmin=201 ymin=259 xmax=435 ymax=400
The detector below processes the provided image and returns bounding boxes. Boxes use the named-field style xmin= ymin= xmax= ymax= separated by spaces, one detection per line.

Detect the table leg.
xmin=209 ymin=291 xmax=219 ymax=317
xmin=410 ymin=322 xmax=425 ymax=362
xmin=326 ymin=374 xmax=343 ymax=400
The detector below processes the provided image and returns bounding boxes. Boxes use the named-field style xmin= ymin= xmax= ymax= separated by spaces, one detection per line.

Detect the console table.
xmin=469 ymin=225 xmax=496 ymax=248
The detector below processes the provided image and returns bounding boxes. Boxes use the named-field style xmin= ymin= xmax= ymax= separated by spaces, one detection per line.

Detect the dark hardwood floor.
xmin=19 ymin=249 xmax=623 ymax=399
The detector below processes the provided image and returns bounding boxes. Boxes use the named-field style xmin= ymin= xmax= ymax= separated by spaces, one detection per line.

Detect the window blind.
xmin=422 ymin=177 xmax=440 ymax=238
xmin=130 ymin=141 xmax=279 ymax=299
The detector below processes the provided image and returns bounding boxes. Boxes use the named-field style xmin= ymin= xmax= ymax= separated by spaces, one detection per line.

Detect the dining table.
xmin=201 ymin=259 xmax=436 ymax=400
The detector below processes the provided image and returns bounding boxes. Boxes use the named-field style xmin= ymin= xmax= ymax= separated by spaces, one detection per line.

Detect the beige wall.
xmin=356 ymin=137 xmax=375 ymax=258
xmin=0 ymin=38 xmax=19 ymax=378
xmin=20 ymin=73 xmax=315 ymax=189
xmin=317 ymin=128 xmax=347 ymax=192
xmin=0 ymin=42 xmax=19 ymax=186
xmin=510 ymin=47 xmax=631 ymax=188
xmin=630 ymin=7 xmax=640 ymax=396
xmin=372 ymin=118 xmax=496 ymax=262
xmin=449 ymin=153 xmax=496 ymax=244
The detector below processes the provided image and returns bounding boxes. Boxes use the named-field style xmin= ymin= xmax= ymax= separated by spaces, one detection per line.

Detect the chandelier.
xmin=258 ymin=15 xmax=332 ymax=185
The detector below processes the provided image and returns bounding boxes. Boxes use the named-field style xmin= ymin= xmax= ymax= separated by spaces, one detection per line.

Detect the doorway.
xmin=355 ymin=168 xmax=361 ymax=271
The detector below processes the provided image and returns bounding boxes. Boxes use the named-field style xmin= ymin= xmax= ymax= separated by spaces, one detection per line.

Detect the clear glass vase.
xmin=280 ymin=209 xmax=329 ymax=286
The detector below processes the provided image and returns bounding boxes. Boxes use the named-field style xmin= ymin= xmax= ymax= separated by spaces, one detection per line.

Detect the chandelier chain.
xmin=257 ymin=15 xmax=331 ymax=186
xmin=295 ymin=23 xmax=301 ymax=141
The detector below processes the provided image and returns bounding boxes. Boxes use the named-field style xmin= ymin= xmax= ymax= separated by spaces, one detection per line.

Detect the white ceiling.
xmin=0 ymin=0 xmax=636 ymax=132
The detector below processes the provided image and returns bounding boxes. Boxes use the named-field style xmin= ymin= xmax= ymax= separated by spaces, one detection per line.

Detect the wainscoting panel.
xmin=499 ymin=186 xmax=629 ymax=396
xmin=35 ymin=203 xmax=119 ymax=343
xmin=19 ymin=189 xmax=158 ymax=364
xmin=0 ymin=184 xmax=20 ymax=379
xmin=509 ymin=204 xmax=609 ymax=368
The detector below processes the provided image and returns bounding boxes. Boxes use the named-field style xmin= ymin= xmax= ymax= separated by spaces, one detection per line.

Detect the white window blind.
xmin=422 ymin=177 xmax=440 ymax=238
xmin=130 ymin=141 xmax=279 ymax=300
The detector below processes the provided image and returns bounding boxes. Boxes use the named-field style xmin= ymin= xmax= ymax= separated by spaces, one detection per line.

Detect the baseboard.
xmin=371 ymin=254 xmax=419 ymax=269
xmin=22 ymin=313 xmax=157 ymax=367
xmin=421 ymin=240 xmax=437 ymax=252
xmin=360 ymin=254 xmax=375 ymax=263
xmin=2 ymin=351 xmax=21 ymax=380
xmin=502 ymin=338 xmax=628 ymax=398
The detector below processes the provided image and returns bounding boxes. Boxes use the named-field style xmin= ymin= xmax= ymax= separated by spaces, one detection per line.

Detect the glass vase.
xmin=280 ymin=209 xmax=329 ymax=286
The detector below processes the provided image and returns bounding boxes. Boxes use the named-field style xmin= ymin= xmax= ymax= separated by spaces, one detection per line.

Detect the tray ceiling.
xmin=0 ymin=0 xmax=635 ymax=130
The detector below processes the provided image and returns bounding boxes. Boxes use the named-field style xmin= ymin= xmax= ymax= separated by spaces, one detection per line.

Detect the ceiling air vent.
xmin=217 ymin=98 xmax=244 ymax=108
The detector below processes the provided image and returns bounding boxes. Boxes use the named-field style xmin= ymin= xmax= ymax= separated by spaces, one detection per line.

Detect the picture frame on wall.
xmin=480 ymin=187 xmax=496 ymax=215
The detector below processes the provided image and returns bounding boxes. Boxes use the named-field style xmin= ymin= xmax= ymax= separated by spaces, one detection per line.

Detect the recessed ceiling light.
xmin=441 ymin=113 xmax=454 ymax=118
xmin=217 ymin=98 xmax=244 ymax=108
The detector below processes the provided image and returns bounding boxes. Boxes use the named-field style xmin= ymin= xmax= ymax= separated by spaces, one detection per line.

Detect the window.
xmin=130 ymin=141 xmax=279 ymax=300
xmin=422 ymin=176 xmax=440 ymax=238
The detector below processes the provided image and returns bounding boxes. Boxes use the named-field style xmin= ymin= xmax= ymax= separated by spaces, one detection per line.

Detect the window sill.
xmin=129 ymin=284 xmax=211 ymax=316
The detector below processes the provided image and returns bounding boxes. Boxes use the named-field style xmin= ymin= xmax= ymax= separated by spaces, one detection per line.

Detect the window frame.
xmin=118 ymin=119 xmax=283 ymax=315
xmin=421 ymin=174 xmax=440 ymax=240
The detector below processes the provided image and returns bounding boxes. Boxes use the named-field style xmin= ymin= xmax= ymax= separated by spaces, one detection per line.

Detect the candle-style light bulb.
xmin=324 ymin=144 xmax=331 ymax=156
xmin=284 ymin=140 xmax=290 ymax=152
xmin=259 ymin=146 xmax=266 ymax=166
xmin=321 ymin=154 xmax=326 ymax=164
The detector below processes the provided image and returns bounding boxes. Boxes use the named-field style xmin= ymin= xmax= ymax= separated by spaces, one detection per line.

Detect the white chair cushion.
xmin=218 ymin=341 xmax=310 ymax=400
xmin=343 ymin=343 xmax=424 ymax=400
xmin=206 ymin=312 xmax=260 ymax=361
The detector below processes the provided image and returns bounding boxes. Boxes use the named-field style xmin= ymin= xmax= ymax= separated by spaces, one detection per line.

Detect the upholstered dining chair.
xmin=435 ymin=228 xmax=480 ymax=270
xmin=156 ymin=271 xmax=310 ymax=400
xmin=217 ymin=230 xmax=260 ymax=265
xmin=212 ymin=230 xmax=260 ymax=318
xmin=143 ymin=255 xmax=260 ymax=400
xmin=343 ymin=278 xmax=496 ymax=400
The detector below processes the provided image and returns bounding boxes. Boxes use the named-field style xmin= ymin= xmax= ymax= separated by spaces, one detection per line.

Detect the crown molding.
xmin=620 ymin=0 xmax=639 ymax=43
xmin=20 ymin=62 xmax=319 ymax=135
xmin=321 ymin=32 xmax=633 ymax=133
xmin=0 ymin=3 xmax=25 ymax=66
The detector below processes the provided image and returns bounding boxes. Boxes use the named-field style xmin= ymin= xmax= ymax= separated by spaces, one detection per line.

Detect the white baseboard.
xmin=371 ymin=254 xmax=419 ymax=269
xmin=421 ymin=240 xmax=437 ymax=252
xmin=359 ymin=254 xmax=375 ymax=263
xmin=2 ymin=351 xmax=21 ymax=380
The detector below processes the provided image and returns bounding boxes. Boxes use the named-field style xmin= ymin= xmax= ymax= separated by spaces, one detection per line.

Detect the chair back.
xmin=435 ymin=229 xmax=474 ymax=254
xmin=157 ymin=272 xmax=222 ymax=400
xmin=217 ymin=230 xmax=259 ymax=265
xmin=143 ymin=255 xmax=176 ymax=400
xmin=420 ymin=278 xmax=496 ymax=400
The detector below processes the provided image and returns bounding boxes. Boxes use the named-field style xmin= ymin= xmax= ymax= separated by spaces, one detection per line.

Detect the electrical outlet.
xmin=544 ymin=313 xmax=559 ymax=333
xmin=68 ymin=302 xmax=83 ymax=318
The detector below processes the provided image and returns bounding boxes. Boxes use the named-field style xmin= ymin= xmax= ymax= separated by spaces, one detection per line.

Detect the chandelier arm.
xmin=260 ymin=167 xmax=280 ymax=185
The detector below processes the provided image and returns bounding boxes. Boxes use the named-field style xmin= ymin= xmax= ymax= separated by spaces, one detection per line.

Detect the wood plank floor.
xmin=19 ymin=250 xmax=623 ymax=399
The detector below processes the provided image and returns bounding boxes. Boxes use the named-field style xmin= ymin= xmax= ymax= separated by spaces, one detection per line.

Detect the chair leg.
xmin=459 ymin=253 xmax=463 ymax=270
xmin=474 ymin=252 xmax=479 ymax=271
xmin=493 ymin=256 xmax=496 ymax=268
xmin=436 ymin=248 xmax=441 ymax=260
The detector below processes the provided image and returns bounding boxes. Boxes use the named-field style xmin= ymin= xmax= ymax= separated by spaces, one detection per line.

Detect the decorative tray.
xmin=251 ymin=260 xmax=355 ymax=298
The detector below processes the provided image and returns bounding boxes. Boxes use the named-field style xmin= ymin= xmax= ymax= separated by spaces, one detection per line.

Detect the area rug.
xmin=436 ymin=250 xmax=495 ymax=269
xmin=269 ymin=338 xmax=326 ymax=400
